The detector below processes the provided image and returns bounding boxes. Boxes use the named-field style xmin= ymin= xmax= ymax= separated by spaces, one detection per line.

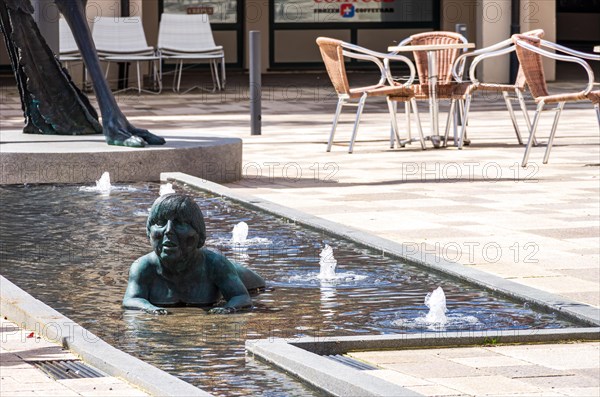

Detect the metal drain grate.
xmin=326 ymin=354 xmax=378 ymax=371
xmin=31 ymin=360 xmax=107 ymax=380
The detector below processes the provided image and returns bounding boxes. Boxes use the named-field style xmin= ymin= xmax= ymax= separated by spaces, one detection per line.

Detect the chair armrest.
xmin=515 ymin=39 xmax=596 ymax=95
xmin=341 ymin=42 xmax=416 ymax=86
xmin=540 ymin=40 xmax=600 ymax=62
xmin=452 ymin=38 xmax=513 ymax=82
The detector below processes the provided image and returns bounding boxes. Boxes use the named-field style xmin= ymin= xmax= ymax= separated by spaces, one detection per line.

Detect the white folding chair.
xmin=157 ymin=13 xmax=225 ymax=93
xmin=92 ymin=16 xmax=162 ymax=94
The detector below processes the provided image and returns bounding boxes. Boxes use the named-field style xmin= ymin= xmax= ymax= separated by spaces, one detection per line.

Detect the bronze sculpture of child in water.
xmin=123 ymin=194 xmax=265 ymax=315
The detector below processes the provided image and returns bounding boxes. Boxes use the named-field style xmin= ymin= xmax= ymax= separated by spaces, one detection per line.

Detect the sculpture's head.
xmin=147 ymin=194 xmax=207 ymax=265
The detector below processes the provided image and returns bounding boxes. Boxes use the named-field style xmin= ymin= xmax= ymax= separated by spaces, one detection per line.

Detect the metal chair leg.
xmin=136 ymin=61 xmax=142 ymax=94
xmin=209 ymin=60 xmax=218 ymax=92
xmin=522 ymin=101 xmax=545 ymax=167
xmin=176 ymin=60 xmax=184 ymax=93
xmin=405 ymin=101 xmax=412 ymax=141
xmin=327 ymin=98 xmax=345 ymax=152
xmin=595 ymin=103 xmax=600 ymax=126
xmin=503 ymin=91 xmax=523 ymax=144
xmin=221 ymin=55 xmax=226 ymax=89
xmin=458 ymin=95 xmax=472 ymax=149
xmin=517 ymin=89 xmax=537 ymax=146
xmin=410 ymin=98 xmax=426 ymax=150
xmin=443 ymin=99 xmax=456 ymax=147
xmin=348 ymin=94 xmax=367 ymax=154
xmin=543 ymin=102 xmax=565 ymax=164
xmin=387 ymin=98 xmax=402 ymax=149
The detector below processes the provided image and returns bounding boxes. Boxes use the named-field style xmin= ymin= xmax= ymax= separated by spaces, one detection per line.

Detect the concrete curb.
xmin=245 ymin=329 xmax=599 ymax=397
xmin=162 ymin=172 xmax=600 ymax=327
xmin=245 ymin=339 xmax=421 ymax=397
xmin=287 ymin=328 xmax=600 ymax=355
xmin=0 ymin=276 xmax=211 ymax=397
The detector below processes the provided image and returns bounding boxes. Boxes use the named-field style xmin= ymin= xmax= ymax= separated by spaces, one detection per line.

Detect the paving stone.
xmin=349 ymin=349 xmax=441 ymax=364
xmin=404 ymin=384 xmax=466 ymax=396
xmin=58 ymin=378 xmax=149 ymax=396
xmin=517 ymin=374 xmax=599 ymax=389
xmin=450 ymin=355 xmax=534 ymax=368
xmin=554 ymin=386 xmax=600 ymax=396
xmin=364 ymin=369 xmax=433 ymax=387
xmin=480 ymin=364 xmax=571 ymax=379
xmin=428 ymin=375 xmax=544 ymax=395
xmin=383 ymin=357 xmax=484 ymax=378
xmin=492 ymin=343 xmax=600 ymax=370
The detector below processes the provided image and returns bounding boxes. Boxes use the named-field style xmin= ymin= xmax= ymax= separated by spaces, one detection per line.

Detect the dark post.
xmin=250 ymin=31 xmax=261 ymax=136
xmin=509 ymin=0 xmax=520 ymax=83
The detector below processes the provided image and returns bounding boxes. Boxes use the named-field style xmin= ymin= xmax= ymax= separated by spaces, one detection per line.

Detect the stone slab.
xmin=0 ymin=130 xmax=242 ymax=184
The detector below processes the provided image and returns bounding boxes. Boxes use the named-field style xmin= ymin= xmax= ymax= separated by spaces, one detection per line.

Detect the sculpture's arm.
xmin=123 ymin=258 xmax=168 ymax=315
xmin=208 ymin=258 xmax=252 ymax=314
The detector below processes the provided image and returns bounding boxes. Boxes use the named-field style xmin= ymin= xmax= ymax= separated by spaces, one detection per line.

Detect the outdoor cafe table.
xmin=388 ymin=42 xmax=475 ymax=147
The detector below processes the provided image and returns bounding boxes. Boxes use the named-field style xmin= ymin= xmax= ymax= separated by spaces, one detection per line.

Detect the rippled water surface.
xmin=0 ymin=183 xmax=574 ymax=396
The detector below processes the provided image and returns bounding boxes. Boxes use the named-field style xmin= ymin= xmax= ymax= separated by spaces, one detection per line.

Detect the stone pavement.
xmin=351 ymin=342 xmax=600 ymax=396
xmin=0 ymin=318 xmax=148 ymax=396
xmin=1 ymin=72 xmax=599 ymax=396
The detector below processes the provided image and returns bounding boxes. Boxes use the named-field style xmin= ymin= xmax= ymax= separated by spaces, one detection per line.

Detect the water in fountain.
xmin=79 ymin=171 xmax=112 ymax=194
xmin=0 ymin=183 xmax=573 ymax=396
xmin=318 ymin=244 xmax=337 ymax=280
xmin=424 ymin=286 xmax=448 ymax=325
xmin=159 ymin=183 xmax=175 ymax=196
xmin=231 ymin=221 xmax=249 ymax=245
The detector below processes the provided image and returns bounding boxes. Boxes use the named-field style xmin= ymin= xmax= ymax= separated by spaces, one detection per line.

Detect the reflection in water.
xmin=0 ymin=183 xmax=573 ymax=396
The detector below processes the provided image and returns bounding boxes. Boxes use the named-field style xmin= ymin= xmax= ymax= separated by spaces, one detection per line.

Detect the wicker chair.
xmin=388 ymin=31 xmax=470 ymax=148
xmin=513 ymin=34 xmax=600 ymax=166
xmin=316 ymin=37 xmax=422 ymax=153
xmin=451 ymin=29 xmax=545 ymax=149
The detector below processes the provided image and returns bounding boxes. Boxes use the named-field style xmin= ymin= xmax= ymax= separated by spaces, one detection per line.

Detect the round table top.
xmin=388 ymin=43 xmax=475 ymax=52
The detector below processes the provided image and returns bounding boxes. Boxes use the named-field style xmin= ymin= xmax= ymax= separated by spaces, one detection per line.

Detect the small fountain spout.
xmin=424 ymin=287 xmax=447 ymax=325
xmin=95 ymin=172 xmax=112 ymax=194
xmin=318 ymin=244 xmax=337 ymax=280
xmin=159 ymin=183 xmax=175 ymax=196
xmin=231 ymin=221 xmax=249 ymax=245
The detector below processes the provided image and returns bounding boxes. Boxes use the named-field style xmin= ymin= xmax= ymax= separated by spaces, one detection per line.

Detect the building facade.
xmin=1 ymin=0 xmax=599 ymax=83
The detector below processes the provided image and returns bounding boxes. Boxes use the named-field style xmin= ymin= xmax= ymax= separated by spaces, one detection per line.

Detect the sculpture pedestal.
xmin=0 ymin=130 xmax=242 ymax=184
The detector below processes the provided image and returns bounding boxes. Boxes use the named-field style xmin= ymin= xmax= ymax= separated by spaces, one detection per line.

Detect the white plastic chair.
xmin=157 ymin=13 xmax=225 ymax=93
xmin=91 ymin=16 xmax=162 ymax=94
xmin=59 ymin=17 xmax=88 ymax=88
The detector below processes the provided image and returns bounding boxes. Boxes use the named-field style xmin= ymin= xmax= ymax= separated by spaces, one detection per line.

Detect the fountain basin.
xmin=0 ymin=175 xmax=597 ymax=396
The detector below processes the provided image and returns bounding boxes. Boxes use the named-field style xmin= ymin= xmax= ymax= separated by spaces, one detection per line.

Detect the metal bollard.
xmin=249 ymin=31 xmax=261 ymax=136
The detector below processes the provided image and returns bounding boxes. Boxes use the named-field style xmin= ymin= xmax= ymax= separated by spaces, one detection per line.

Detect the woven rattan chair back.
xmin=513 ymin=34 xmax=549 ymax=98
xmin=514 ymin=29 xmax=545 ymax=91
xmin=410 ymin=31 xmax=466 ymax=84
xmin=316 ymin=37 xmax=350 ymax=96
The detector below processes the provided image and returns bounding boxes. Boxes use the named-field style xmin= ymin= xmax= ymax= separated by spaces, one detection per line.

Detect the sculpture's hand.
xmin=208 ymin=307 xmax=236 ymax=315
xmin=145 ymin=307 xmax=169 ymax=315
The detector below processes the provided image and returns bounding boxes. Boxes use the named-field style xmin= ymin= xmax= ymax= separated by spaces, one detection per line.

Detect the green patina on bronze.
xmin=123 ymin=194 xmax=265 ymax=315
